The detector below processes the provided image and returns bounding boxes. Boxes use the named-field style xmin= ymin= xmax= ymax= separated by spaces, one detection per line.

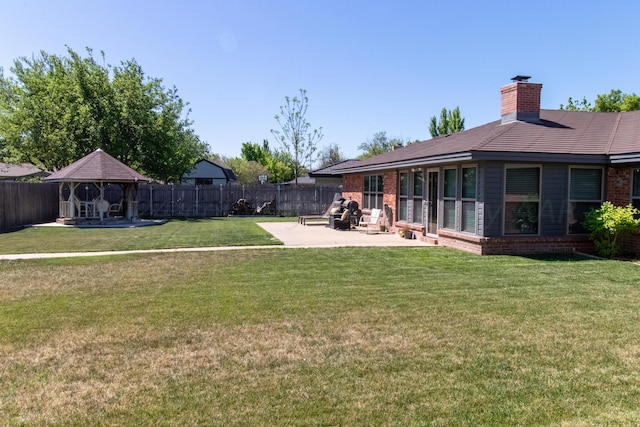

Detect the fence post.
xmin=149 ymin=185 xmax=154 ymax=217
xmin=171 ymin=185 xmax=175 ymax=217
xmin=219 ymin=184 xmax=223 ymax=216
xmin=277 ymin=185 xmax=281 ymax=217
xmin=195 ymin=185 xmax=199 ymax=216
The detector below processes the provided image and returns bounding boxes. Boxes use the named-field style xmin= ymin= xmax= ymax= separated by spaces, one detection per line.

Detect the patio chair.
xmin=108 ymin=199 xmax=123 ymax=217
xmin=357 ymin=208 xmax=383 ymax=233
xmin=95 ymin=199 xmax=110 ymax=218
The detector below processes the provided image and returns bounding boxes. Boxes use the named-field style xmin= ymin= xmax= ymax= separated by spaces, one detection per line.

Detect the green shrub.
xmin=582 ymin=201 xmax=640 ymax=258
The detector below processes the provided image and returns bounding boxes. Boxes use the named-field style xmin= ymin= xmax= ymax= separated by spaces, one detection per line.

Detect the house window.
xmin=398 ymin=172 xmax=408 ymax=221
xmin=633 ymin=169 xmax=640 ymax=210
xmin=504 ymin=166 xmax=540 ymax=234
xmin=412 ymin=170 xmax=424 ymax=223
xmin=363 ymin=175 xmax=383 ymax=209
xmin=398 ymin=170 xmax=424 ymax=223
xmin=195 ymin=178 xmax=213 ymax=186
xmin=443 ymin=168 xmax=457 ymax=229
xmin=461 ymin=167 xmax=477 ymax=233
xmin=568 ymin=167 xmax=603 ymax=234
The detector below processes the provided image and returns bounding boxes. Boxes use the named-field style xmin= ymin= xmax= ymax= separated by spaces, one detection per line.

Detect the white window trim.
xmin=442 ymin=167 xmax=457 ymax=230
xmin=398 ymin=171 xmax=409 ymax=222
xmin=363 ymin=174 xmax=384 ymax=210
xmin=412 ymin=169 xmax=424 ymax=225
xmin=461 ymin=165 xmax=478 ymax=234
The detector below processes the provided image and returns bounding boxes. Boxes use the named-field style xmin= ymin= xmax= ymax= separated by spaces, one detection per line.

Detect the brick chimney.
xmin=500 ymin=75 xmax=542 ymax=124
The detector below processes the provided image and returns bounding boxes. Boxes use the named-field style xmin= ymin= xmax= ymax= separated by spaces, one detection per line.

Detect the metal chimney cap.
xmin=511 ymin=75 xmax=531 ymax=82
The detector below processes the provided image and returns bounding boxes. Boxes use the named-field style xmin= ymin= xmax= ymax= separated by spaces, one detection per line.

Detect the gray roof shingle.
xmin=338 ymin=109 xmax=640 ymax=172
xmin=45 ymin=149 xmax=151 ymax=183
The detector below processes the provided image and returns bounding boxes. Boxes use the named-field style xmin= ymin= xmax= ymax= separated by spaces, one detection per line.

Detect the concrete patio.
xmin=256 ymin=222 xmax=428 ymax=248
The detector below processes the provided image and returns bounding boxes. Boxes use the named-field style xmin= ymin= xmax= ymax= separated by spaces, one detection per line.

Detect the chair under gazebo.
xmin=45 ymin=149 xmax=152 ymax=225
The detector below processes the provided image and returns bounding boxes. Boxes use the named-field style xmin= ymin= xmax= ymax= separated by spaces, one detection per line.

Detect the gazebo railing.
xmin=59 ymin=200 xmax=107 ymax=219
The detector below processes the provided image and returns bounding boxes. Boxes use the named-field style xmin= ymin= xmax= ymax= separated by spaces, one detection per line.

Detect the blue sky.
xmin=2 ymin=0 xmax=639 ymax=162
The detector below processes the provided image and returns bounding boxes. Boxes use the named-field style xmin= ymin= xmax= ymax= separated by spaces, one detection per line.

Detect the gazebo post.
xmin=69 ymin=182 xmax=79 ymax=219
xmin=97 ymin=182 xmax=106 ymax=223
xmin=58 ymin=182 xmax=65 ymax=218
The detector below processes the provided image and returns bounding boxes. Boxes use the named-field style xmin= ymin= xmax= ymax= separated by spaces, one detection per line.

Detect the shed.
xmin=45 ymin=149 xmax=152 ymax=223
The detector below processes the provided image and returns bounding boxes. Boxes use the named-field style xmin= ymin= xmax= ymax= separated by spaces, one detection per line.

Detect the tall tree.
xmin=271 ymin=89 xmax=323 ymax=184
xmin=594 ymin=90 xmax=640 ymax=112
xmin=0 ymin=47 xmax=207 ymax=182
xmin=241 ymin=140 xmax=270 ymax=164
xmin=222 ymin=157 xmax=269 ymax=184
xmin=241 ymin=139 xmax=293 ymax=183
xmin=357 ymin=131 xmax=406 ymax=159
xmin=559 ymin=96 xmax=593 ymax=111
xmin=429 ymin=106 xmax=465 ymax=137
xmin=560 ymin=89 xmax=640 ymax=112
xmin=317 ymin=143 xmax=345 ymax=168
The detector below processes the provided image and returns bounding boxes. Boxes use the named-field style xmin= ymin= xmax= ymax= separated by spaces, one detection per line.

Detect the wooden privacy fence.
xmin=1 ymin=182 xmax=343 ymax=230
xmin=0 ymin=181 xmax=58 ymax=231
xmin=127 ymin=183 xmax=342 ymax=217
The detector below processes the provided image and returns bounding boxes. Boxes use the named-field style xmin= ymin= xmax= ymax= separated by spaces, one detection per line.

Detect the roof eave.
xmin=339 ymin=151 xmax=617 ymax=174
xmin=45 ymin=178 xmax=151 ymax=183
xmin=337 ymin=153 xmax=474 ymax=173
xmin=472 ymin=151 xmax=611 ymax=164
xmin=609 ymin=153 xmax=640 ymax=164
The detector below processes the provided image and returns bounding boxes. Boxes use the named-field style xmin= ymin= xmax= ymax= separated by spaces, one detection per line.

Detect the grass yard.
xmin=0 ymin=217 xmax=286 ymax=254
xmin=1 ymin=246 xmax=640 ymax=426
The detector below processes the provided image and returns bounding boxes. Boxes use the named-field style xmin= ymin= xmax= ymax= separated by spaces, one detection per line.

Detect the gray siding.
xmin=479 ymin=162 xmax=570 ymax=238
xmin=481 ymin=162 xmax=504 ymax=237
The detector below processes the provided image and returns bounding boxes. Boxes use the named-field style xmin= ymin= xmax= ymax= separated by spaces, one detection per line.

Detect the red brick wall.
xmin=605 ymin=167 xmax=640 ymax=257
xmin=620 ymin=230 xmax=640 ymax=257
xmin=607 ymin=167 xmax=632 ymax=206
xmin=383 ymin=171 xmax=397 ymax=225
xmin=437 ymin=230 xmax=595 ymax=256
xmin=500 ymin=82 xmax=542 ymax=116
xmin=342 ymin=173 xmax=362 ymax=207
xmin=342 ymin=171 xmax=398 ymax=222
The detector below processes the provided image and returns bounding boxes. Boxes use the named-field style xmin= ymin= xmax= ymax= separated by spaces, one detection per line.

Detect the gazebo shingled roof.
xmin=45 ymin=148 xmax=151 ymax=183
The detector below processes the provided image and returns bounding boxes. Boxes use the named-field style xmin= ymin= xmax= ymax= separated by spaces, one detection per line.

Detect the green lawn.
xmin=1 ymin=243 xmax=640 ymax=426
xmin=0 ymin=217 xmax=286 ymax=254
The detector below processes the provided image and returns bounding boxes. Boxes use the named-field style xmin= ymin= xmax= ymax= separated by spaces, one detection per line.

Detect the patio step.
xmin=420 ymin=235 xmax=438 ymax=245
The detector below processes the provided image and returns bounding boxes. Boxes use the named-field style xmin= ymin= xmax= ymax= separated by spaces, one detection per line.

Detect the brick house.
xmin=336 ymin=77 xmax=640 ymax=255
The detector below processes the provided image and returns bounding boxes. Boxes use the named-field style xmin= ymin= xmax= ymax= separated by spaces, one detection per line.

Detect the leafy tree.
xmin=429 ymin=106 xmax=465 ymax=138
xmin=559 ymin=96 xmax=593 ymax=111
xmin=357 ymin=131 xmax=407 ymax=159
xmin=271 ymin=89 xmax=323 ymax=184
xmin=560 ymin=90 xmax=640 ymax=112
xmin=263 ymin=153 xmax=294 ymax=183
xmin=594 ymin=90 xmax=640 ymax=112
xmin=241 ymin=139 xmax=293 ymax=183
xmin=583 ymin=201 xmax=640 ymax=258
xmin=222 ymin=157 xmax=269 ymax=185
xmin=317 ymin=143 xmax=345 ymax=168
xmin=241 ymin=140 xmax=270 ymax=164
xmin=0 ymin=47 xmax=207 ymax=182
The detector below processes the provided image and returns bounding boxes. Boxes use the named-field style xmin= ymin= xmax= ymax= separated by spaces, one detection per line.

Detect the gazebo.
xmin=45 ymin=149 xmax=152 ymax=224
